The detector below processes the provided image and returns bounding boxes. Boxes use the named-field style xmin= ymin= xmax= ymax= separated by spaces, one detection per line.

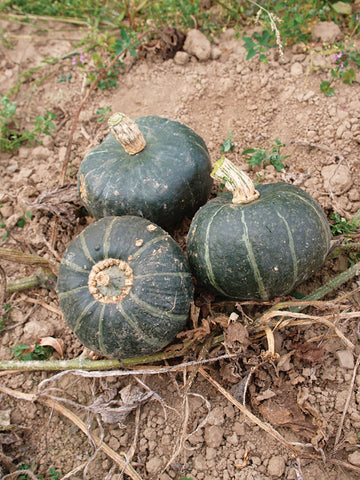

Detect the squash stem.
xmin=211 ymin=157 xmax=260 ymax=204
xmin=108 ymin=113 xmax=146 ymax=155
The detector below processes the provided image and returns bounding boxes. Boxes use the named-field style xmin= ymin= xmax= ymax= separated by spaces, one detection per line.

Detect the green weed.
xmin=243 ymin=29 xmax=276 ymax=63
xmin=320 ymin=42 xmax=360 ymax=96
xmin=220 ymin=127 xmax=235 ymax=153
xmin=242 ymin=139 xmax=289 ymax=172
xmin=329 ymin=213 xmax=357 ymax=235
xmin=57 ymin=73 xmax=72 ymax=83
xmin=320 ymin=80 xmax=336 ymax=97
xmin=16 ymin=464 xmax=60 ymax=480
xmin=12 ymin=343 xmax=54 ymax=361
xmin=0 ymin=96 xmax=57 ymax=152
xmin=96 ymin=107 xmax=112 ymax=123
xmin=0 ymin=209 xmax=33 ymax=242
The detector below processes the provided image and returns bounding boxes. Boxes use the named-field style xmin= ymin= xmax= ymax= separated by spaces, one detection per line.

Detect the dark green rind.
xmin=57 ymin=216 xmax=194 ymax=358
xmin=78 ymin=115 xmax=213 ymax=229
xmin=187 ymin=183 xmax=331 ymax=301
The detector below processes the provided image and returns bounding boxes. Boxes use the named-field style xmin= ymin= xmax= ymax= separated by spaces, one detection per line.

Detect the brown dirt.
xmin=1 ymin=18 xmax=360 ymax=480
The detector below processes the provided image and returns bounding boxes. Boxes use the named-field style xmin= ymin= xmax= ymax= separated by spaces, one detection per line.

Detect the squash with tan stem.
xmin=186 ymin=158 xmax=331 ymax=301
xmin=78 ymin=113 xmax=213 ymax=229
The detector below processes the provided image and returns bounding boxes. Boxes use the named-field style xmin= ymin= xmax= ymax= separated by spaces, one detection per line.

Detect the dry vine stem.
xmin=0 ymin=384 xmax=143 ymax=480
xmin=252 ymin=309 xmax=356 ymax=351
xmin=333 ymin=352 xmax=360 ymax=452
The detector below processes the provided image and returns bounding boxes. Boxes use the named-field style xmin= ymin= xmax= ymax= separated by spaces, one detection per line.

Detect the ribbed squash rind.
xmin=57 ymin=216 xmax=194 ymax=358
xmin=78 ymin=115 xmax=213 ymax=229
xmin=187 ymin=183 xmax=331 ymax=301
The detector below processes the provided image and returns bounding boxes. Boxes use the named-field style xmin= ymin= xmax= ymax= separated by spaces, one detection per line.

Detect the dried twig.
xmin=2 ymin=470 xmax=39 ymax=480
xmin=251 ymin=309 xmax=356 ymax=351
xmin=0 ymin=264 xmax=6 ymax=309
xmin=37 ymin=354 xmax=233 ymax=388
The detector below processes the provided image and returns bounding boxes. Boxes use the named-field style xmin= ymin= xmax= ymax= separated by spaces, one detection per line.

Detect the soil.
xmin=1 ymin=17 xmax=360 ymax=480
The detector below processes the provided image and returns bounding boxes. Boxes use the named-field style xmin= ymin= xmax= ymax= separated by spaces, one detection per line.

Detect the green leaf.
xmin=331 ymin=2 xmax=352 ymax=15
xmin=341 ymin=68 xmax=356 ymax=85
xmin=259 ymin=53 xmax=268 ymax=63
xmin=320 ymin=80 xmax=335 ymax=97
xmin=246 ymin=48 xmax=258 ymax=60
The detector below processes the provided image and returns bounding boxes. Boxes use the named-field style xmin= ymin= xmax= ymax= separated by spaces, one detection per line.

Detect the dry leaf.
xmin=22 ymin=184 xmax=81 ymax=223
xmin=224 ymin=322 xmax=250 ymax=351
xmin=89 ymin=384 xmax=154 ymax=424
xmin=38 ymin=337 xmax=65 ymax=358
xmin=293 ymin=342 xmax=325 ymax=364
xmin=257 ymin=384 xmax=318 ymax=440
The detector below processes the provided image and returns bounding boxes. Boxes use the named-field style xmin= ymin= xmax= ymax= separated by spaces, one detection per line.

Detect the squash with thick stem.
xmin=78 ymin=113 xmax=213 ymax=229
xmin=57 ymin=216 xmax=194 ymax=358
xmin=187 ymin=158 xmax=331 ymax=301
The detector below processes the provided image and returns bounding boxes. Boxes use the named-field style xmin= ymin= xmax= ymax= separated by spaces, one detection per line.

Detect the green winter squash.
xmin=78 ymin=113 xmax=213 ymax=229
xmin=187 ymin=158 xmax=331 ymax=301
xmin=57 ymin=216 xmax=194 ymax=358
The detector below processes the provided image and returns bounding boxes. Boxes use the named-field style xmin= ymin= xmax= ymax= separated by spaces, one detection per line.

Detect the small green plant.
xmin=0 ymin=210 xmax=33 ymax=242
xmin=57 ymin=73 xmax=72 ymax=83
xmin=15 ymin=463 xmax=59 ymax=480
xmin=17 ymin=211 xmax=34 ymax=228
xmin=320 ymin=43 xmax=360 ymax=96
xmin=96 ymin=107 xmax=112 ymax=123
xmin=243 ymin=29 xmax=276 ymax=63
xmin=242 ymin=139 xmax=289 ymax=172
xmin=49 ymin=468 xmax=60 ymax=480
xmin=0 ymin=96 xmax=57 ymax=152
xmin=12 ymin=343 xmax=54 ymax=361
xmin=329 ymin=213 xmax=357 ymax=235
xmin=320 ymin=80 xmax=335 ymax=97
xmin=112 ymin=27 xmax=138 ymax=57
xmin=220 ymin=127 xmax=235 ymax=153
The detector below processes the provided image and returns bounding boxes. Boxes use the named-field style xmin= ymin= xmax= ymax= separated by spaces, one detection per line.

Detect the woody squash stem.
xmin=186 ymin=158 xmax=331 ymax=301
xmin=57 ymin=216 xmax=194 ymax=358
xmin=78 ymin=113 xmax=213 ymax=229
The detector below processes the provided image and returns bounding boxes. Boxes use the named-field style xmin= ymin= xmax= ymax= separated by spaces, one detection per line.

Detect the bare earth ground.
xmin=1 ymin=17 xmax=360 ymax=480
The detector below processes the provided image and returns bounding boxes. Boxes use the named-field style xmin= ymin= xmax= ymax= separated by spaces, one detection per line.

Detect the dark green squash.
xmin=78 ymin=113 xmax=213 ymax=229
xmin=57 ymin=216 xmax=194 ymax=358
xmin=187 ymin=158 xmax=331 ymax=301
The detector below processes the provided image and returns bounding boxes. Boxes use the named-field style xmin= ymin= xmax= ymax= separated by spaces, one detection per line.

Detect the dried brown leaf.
xmin=22 ymin=184 xmax=81 ymax=223
xmin=38 ymin=337 xmax=64 ymax=358
xmin=89 ymin=384 xmax=154 ymax=424
xmin=224 ymin=321 xmax=250 ymax=351
xmin=293 ymin=342 xmax=325 ymax=364
xmin=257 ymin=384 xmax=319 ymax=440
